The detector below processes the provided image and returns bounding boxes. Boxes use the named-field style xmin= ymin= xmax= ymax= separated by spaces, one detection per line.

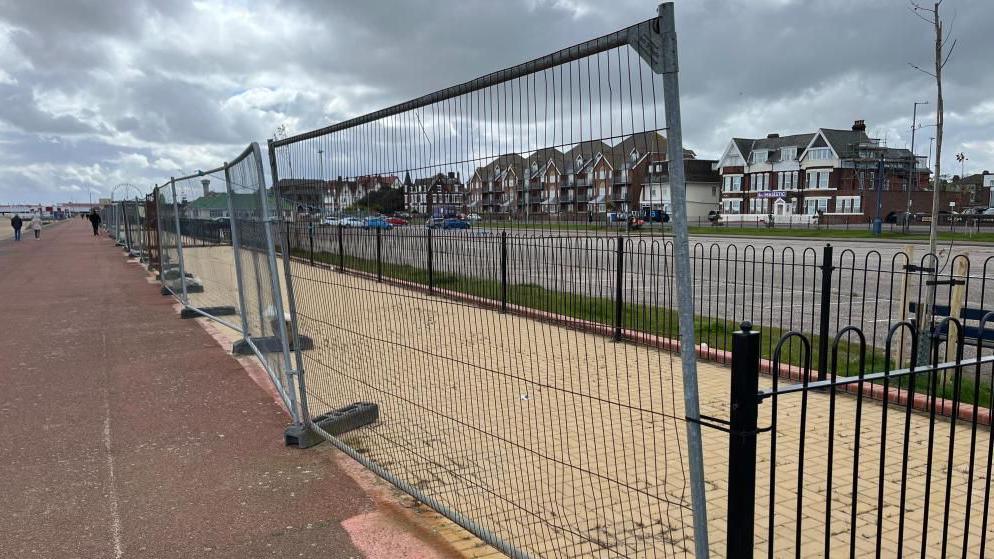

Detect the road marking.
xmin=101 ymin=332 xmax=124 ymax=559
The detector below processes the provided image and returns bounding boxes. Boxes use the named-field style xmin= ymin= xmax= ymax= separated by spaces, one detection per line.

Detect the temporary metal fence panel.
xmin=156 ymin=180 xmax=188 ymax=302
xmin=122 ymin=200 xmax=144 ymax=258
xmin=144 ymin=192 xmax=161 ymax=271
xmin=271 ymin=4 xmax=710 ymax=557
xmin=227 ymin=143 xmax=299 ymax=421
xmin=147 ymin=144 xmax=299 ymax=420
xmin=170 ymin=167 xmax=244 ymax=330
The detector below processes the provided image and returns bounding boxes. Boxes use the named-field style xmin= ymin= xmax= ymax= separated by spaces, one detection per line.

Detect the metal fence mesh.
xmin=171 ymin=172 xmax=242 ymax=328
xmin=270 ymin=13 xmax=710 ymax=558
xmin=228 ymin=145 xmax=298 ymax=419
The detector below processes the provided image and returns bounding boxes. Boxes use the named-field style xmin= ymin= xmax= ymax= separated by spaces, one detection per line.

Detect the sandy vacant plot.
xmin=288 ymin=262 xmax=994 ymax=558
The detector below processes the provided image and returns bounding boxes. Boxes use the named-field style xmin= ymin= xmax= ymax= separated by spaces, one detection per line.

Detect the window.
xmin=749 ymin=198 xmax=768 ymax=214
xmin=723 ymin=199 xmax=742 ymax=214
xmin=752 ymin=173 xmax=768 ymax=191
xmin=806 ymin=170 xmax=831 ymax=189
xmin=780 ymin=147 xmax=797 ymax=161
xmin=805 ymin=148 xmax=833 ymax=161
xmin=776 ymin=171 xmax=799 ymax=190
xmin=836 ymin=196 xmax=862 ymax=214
xmin=723 ymin=175 xmax=743 ymax=192
xmin=803 ymin=198 xmax=829 ymax=215
xmin=751 ymin=150 xmax=768 ymax=164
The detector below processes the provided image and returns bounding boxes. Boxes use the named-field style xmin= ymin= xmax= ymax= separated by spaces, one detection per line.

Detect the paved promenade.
xmin=0 ymin=221 xmax=460 ymax=558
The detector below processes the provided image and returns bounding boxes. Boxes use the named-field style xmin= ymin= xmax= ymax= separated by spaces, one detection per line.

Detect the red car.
xmin=385 ymin=217 xmax=408 ymax=226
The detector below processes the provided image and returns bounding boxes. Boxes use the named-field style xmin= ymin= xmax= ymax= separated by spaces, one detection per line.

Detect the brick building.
xmin=404 ymin=172 xmax=465 ymax=216
xmin=465 ymin=132 xmax=711 ymax=218
xmin=715 ymin=120 xmax=945 ymax=224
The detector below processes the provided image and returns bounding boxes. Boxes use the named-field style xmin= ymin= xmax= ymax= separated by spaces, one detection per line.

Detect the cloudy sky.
xmin=0 ymin=0 xmax=992 ymax=204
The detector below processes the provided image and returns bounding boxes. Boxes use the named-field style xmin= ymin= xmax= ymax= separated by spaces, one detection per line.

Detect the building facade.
xmin=716 ymin=120 xmax=935 ymax=224
xmin=404 ymin=172 xmax=465 ymax=216
xmin=465 ymin=132 xmax=710 ymax=218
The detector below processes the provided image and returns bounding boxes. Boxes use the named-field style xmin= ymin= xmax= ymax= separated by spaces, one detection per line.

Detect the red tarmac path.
xmin=0 ymin=221 xmax=461 ymax=558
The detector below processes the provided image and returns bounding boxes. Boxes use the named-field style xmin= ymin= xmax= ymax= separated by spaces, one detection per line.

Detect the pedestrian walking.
xmin=10 ymin=214 xmax=23 ymax=241
xmin=88 ymin=211 xmax=101 ymax=236
xmin=30 ymin=213 xmax=42 ymax=239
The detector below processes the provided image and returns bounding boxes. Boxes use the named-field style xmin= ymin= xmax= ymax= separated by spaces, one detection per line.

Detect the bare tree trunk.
xmin=918 ymin=1 xmax=944 ymax=365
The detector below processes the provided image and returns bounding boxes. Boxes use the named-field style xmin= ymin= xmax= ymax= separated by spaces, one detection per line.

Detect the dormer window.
xmin=630 ymin=148 xmax=639 ymax=162
xmin=780 ymin=147 xmax=797 ymax=161
xmin=751 ymin=150 xmax=768 ymax=164
xmin=531 ymin=161 xmax=539 ymax=172
xmin=576 ymin=155 xmax=583 ymax=167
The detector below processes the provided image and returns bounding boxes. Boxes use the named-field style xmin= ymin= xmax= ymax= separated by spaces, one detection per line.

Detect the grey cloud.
xmin=0 ymin=84 xmax=97 ymax=134
xmin=1 ymin=0 xmax=993 ymax=204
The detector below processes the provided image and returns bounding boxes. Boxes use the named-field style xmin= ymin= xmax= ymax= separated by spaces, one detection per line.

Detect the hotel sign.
xmin=757 ymin=191 xmax=788 ymax=199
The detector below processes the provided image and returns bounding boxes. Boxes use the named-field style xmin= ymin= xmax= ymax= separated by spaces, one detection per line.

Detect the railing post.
xmin=375 ymin=227 xmax=383 ymax=282
xmin=337 ymin=224 xmax=344 ymax=271
xmin=427 ymin=227 xmax=435 ymax=293
xmin=817 ymin=243 xmax=834 ymax=380
xmin=614 ymin=235 xmax=624 ymax=341
xmin=500 ymin=230 xmax=508 ymax=313
xmin=308 ymin=221 xmax=314 ymax=266
xmin=726 ymin=321 xmax=761 ymax=559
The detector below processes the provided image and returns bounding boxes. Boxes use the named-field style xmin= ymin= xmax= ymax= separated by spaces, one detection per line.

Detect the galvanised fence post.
xmin=308 ymin=221 xmax=314 ymax=267
xmin=375 ymin=227 xmax=382 ymax=282
xmin=614 ymin=235 xmax=624 ymax=341
xmin=500 ymin=230 xmax=508 ymax=313
xmin=169 ymin=178 xmax=189 ymax=306
xmin=817 ymin=243 xmax=834 ymax=380
xmin=427 ymin=227 xmax=435 ymax=293
xmin=337 ymin=224 xmax=344 ymax=271
xmin=727 ymin=321 xmax=761 ymax=559
xmin=284 ymin=221 xmax=290 ymax=256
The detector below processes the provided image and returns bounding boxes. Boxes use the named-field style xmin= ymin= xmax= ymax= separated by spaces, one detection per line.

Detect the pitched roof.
xmin=473 ymin=153 xmax=528 ymax=181
xmin=818 ymin=128 xmax=871 ymax=158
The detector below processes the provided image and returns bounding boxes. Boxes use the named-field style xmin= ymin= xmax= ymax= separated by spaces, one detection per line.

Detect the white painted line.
xmin=101 ymin=332 xmax=124 ymax=559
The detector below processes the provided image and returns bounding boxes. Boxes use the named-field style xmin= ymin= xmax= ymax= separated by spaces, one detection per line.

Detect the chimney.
xmin=201 ymin=179 xmax=210 ymax=198
xmin=852 ymin=119 xmax=866 ymax=132
xmin=448 ymin=171 xmax=455 ymax=179
xmin=767 ymin=133 xmax=779 ymax=139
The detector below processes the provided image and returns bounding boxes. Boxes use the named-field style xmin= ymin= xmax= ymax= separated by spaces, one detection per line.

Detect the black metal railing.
xmin=724 ymin=319 xmax=994 ymax=558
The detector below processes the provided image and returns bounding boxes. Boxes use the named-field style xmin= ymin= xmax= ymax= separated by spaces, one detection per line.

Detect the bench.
xmin=909 ymin=302 xmax=994 ymax=349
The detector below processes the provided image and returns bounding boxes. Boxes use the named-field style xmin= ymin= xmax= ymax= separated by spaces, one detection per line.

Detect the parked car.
xmin=466 ymin=213 xmax=482 ymax=222
xmin=322 ymin=216 xmax=341 ymax=226
xmin=385 ymin=216 xmax=408 ymax=226
xmin=363 ymin=217 xmax=393 ymax=230
xmin=984 ymin=208 xmax=994 ymax=216
xmin=340 ymin=216 xmax=364 ymax=228
xmin=428 ymin=218 xmax=470 ymax=230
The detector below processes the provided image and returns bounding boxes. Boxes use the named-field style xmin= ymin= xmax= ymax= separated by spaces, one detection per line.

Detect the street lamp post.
xmin=906 ymin=101 xmax=928 ymax=232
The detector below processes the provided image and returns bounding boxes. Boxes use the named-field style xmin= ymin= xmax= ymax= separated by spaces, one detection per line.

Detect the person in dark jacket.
xmin=10 ymin=214 xmax=22 ymax=241
xmin=88 ymin=211 xmax=101 ymax=236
